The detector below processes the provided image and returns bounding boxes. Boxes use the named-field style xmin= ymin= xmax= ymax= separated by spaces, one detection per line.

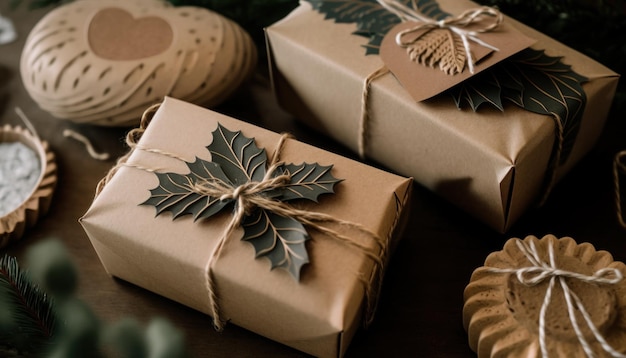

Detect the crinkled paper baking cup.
xmin=0 ymin=125 xmax=57 ymax=248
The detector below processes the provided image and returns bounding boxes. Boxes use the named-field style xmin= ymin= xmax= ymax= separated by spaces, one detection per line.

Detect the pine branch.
xmin=0 ymin=255 xmax=57 ymax=355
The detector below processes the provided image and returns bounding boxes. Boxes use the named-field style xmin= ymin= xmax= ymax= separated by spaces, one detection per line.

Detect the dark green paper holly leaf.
xmin=449 ymin=48 xmax=588 ymax=164
xmin=242 ymin=209 xmax=310 ymax=280
xmin=274 ymin=163 xmax=342 ymax=202
xmin=451 ymin=71 xmax=504 ymax=111
xmin=305 ymin=0 xmax=449 ymax=55
xmin=207 ymin=123 xmax=267 ymax=185
xmin=141 ymin=158 xmax=232 ymax=221
xmin=142 ymin=123 xmax=344 ymax=281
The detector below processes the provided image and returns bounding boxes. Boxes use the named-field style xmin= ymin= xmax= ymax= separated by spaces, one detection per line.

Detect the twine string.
xmin=96 ymin=104 xmax=389 ymax=332
xmin=487 ymin=239 xmax=625 ymax=357
xmin=377 ymin=0 xmax=502 ymax=74
xmin=14 ymin=107 xmax=40 ymax=140
xmin=63 ymin=129 xmax=111 ymax=161
xmin=614 ymin=150 xmax=626 ymax=228
xmin=359 ymin=66 xmax=390 ymax=159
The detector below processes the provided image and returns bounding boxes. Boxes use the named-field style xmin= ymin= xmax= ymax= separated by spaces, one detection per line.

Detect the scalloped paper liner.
xmin=0 ymin=125 xmax=57 ymax=248
xmin=463 ymin=235 xmax=626 ymax=357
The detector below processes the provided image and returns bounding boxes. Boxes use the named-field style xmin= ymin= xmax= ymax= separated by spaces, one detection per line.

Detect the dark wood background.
xmin=1 ymin=3 xmax=625 ymax=357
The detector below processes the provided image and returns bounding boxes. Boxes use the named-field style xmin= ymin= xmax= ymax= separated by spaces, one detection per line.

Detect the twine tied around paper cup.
xmin=487 ymin=239 xmax=625 ymax=357
xmin=95 ymin=104 xmax=398 ymax=331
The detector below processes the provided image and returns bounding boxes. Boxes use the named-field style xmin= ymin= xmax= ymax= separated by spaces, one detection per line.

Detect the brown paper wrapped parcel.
xmin=80 ymin=97 xmax=413 ymax=357
xmin=265 ymin=0 xmax=619 ymax=232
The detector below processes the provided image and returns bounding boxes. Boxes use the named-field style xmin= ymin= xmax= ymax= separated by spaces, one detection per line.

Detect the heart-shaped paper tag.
xmin=88 ymin=7 xmax=174 ymax=61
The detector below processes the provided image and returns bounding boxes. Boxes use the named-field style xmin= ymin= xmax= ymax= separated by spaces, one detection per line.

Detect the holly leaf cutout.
xmin=275 ymin=163 xmax=342 ymax=202
xmin=306 ymin=0 xmax=449 ymax=55
xmin=451 ymin=70 xmax=504 ymax=110
xmin=242 ymin=209 xmax=310 ymax=281
xmin=449 ymin=48 xmax=588 ymax=164
xmin=142 ymin=123 xmax=343 ymax=281
xmin=207 ymin=123 xmax=267 ymax=185
xmin=141 ymin=158 xmax=232 ymax=221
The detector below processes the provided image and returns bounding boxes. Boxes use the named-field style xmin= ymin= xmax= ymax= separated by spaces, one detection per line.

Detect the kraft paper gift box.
xmin=80 ymin=97 xmax=412 ymax=357
xmin=265 ymin=0 xmax=619 ymax=232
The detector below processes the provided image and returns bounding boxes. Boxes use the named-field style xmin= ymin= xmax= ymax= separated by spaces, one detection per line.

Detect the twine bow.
xmin=377 ymin=0 xmax=502 ymax=74
xmin=489 ymin=239 xmax=625 ymax=357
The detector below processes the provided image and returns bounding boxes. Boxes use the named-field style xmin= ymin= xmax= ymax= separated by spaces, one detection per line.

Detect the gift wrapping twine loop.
xmin=487 ymin=239 xmax=625 ymax=357
xmin=95 ymin=103 xmax=394 ymax=332
xmin=613 ymin=150 xmax=626 ymax=228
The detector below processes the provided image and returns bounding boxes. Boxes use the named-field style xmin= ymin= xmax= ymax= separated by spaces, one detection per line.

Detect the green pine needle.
xmin=0 ymin=255 xmax=57 ymax=355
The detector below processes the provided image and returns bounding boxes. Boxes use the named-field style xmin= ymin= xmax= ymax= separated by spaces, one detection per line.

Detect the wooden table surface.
xmin=2 ymin=3 xmax=626 ymax=357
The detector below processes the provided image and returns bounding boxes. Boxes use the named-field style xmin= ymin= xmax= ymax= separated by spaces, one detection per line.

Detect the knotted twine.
xmin=359 ymin=0 xmax=562 ymax=207
xmin=95 ymin=103 xmax=397 ymax=331
xmin=486 ymin=239 xmax=625 ymax=357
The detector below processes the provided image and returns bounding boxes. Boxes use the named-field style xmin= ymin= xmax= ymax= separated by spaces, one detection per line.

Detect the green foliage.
xmin=26 ymin=239 xmax=77 ymax=299
xmin=0 ymin=255 xmax=56 ymax=356
xmin=0 ymin=239 xmax=189 ymax=358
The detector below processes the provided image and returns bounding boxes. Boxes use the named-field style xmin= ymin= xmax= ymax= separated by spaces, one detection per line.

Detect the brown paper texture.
xmin=266 ymin=0 xmax=619 ymax=232
xmin=80 ymin=97 xmax=412 ymax=358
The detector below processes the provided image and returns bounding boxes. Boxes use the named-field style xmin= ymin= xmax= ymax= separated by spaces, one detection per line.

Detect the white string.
xmin=376 ymin=0 xmax=502 ymax=74
xmin=487 ymin=239 xmax=626 ymax=357
xmin=63 ymin=129 xmax=110 ymax=161
xmin=14 ymin=107 xmax=40 ymax=140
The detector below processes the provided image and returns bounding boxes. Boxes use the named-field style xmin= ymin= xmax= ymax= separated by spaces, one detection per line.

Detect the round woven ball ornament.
xmin=20 ymin=0 xmax=257 ymax=126
xmin=0 ymin=124 xmax=57 ymax=248
xmin=463 ymin=234 xmax=626 ymax=357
